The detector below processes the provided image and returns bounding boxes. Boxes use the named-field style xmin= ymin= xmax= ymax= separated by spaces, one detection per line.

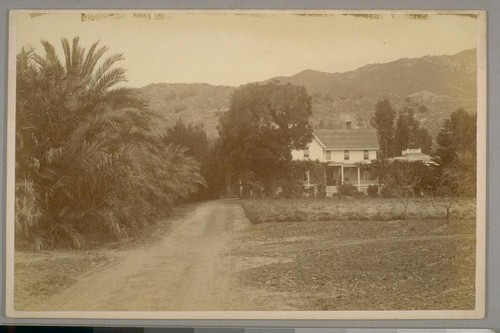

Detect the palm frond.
xmin=51 ymin=223 xmax=84 ymax=249
xmin=61 ymin=38 xmax=72 ymax=73
xmin=93 ymin=67 xmax=127 ymax=95
xmin=70 ymin=37 xmax=81 ymax=75
xmin=44 ymin=147 xmax=63 ymax=165
xmin=81 ymin=43 xmax=108 ymax=78
xmin=91 ymin=53 xmax=125 ymax=87
xmin=40 ymin=40 xmax=61 ymax=67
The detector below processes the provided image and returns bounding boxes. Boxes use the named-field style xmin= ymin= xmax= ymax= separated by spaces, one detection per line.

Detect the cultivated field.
xmin=237 ymin=197 xmax=477 ymax=310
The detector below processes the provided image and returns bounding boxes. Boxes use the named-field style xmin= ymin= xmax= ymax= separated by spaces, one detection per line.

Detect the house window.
xmin=364 ymin=150 xmax=369 ymax=160
xmin=344 ymin=150 xmax=349 ymax=160
xmin=304 ymin=147 xmax=309 ymax=158
xmin=326 ymin=150 xmax=332 ymax=160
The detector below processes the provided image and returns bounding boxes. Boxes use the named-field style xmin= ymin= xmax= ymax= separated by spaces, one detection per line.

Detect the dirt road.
xmin=39 ymin=199 xmax=253 ymax=311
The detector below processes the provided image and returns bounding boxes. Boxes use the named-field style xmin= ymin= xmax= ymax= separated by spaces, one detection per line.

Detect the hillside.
xmin=137 ymin=48 xmax=477 ymax=140
xmin=136 ymin=83 xmax=234 ymax=138
xmin=272 ymin=48 xmax=476 ymax=101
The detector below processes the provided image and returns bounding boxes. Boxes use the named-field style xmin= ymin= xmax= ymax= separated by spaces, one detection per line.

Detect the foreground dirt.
xmin=22 ymin=199 xmax=256 ymax=311
xmin=15 ymin=199 xmax=476 ymax=311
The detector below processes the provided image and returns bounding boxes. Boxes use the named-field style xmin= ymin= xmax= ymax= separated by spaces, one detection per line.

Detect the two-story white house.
xmin=292 ymin=121 xmax=379 ymax=195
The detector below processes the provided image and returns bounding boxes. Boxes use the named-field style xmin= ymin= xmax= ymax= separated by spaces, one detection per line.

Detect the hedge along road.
xmin=39 ymin=199 xmax=255 ymax=311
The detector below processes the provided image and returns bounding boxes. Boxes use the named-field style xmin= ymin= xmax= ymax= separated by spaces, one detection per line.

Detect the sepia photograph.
xmin=5 ymin=10 xmax=486 ymax=319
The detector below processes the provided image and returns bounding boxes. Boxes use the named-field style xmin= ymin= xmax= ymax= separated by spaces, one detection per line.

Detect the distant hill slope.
xmin=137 ymin=49 xmax=477 ymax=140
xmin=136 ymin=83 xmax=234 ymax=138
xmin=272 ymin=48 xmax=476 ymax=100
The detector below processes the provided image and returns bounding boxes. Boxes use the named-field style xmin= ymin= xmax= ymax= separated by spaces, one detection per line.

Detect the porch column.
xmin=341 ymin=166 xmax=344 ymax=184
xmin=357 ymin=167 xmax=361 ymax=190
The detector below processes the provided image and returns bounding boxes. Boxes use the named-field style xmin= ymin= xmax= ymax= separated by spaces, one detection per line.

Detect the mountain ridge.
xmin=270 ymin=48 xmax=476 ymax=100
xmin=136 ymin=48 xmax=477 ymax=139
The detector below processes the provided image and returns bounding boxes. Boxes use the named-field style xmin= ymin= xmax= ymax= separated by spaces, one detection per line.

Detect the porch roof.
xmin=327 ymin=161 xmax=372 ymax=167
xmin=390 ymin=152 xmax=439 ymax=166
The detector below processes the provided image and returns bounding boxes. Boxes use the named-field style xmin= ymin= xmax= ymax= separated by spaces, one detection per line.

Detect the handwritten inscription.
xmin=81 ymin=13 xmax=124 ymax=22
xmin=81 ymin=13 xmax=168 ymax=22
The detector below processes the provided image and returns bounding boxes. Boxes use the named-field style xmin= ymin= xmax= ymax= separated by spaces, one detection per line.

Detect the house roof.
xmin=314 ymin=129 xmax=379 ymax=150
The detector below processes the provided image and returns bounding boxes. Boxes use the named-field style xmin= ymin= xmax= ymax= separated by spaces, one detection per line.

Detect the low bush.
xmin=317 ymin=183 xmax=326 ymax=198
xmin=380 ymin=184 xmax=398 ymax=198
xmin=367 ymin=185 xmax=379 ymax=198
xmin=279 ymin=179 xmax=303 ymax=198
xmin=337 ymin=184 xmax=360 ymax=197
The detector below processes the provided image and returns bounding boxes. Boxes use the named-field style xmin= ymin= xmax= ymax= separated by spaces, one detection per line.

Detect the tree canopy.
xmin=436 ymin=108 xmax=476 ymax=168
xmin=394 ymin=108 xmax=433 ymax=156
xmin=218 ymin=81 xmax=313 ymax=195
xmin=371 ymin=98 xmax=396 ymax=158
xmin=15 ymin=37 xmax=204 ymax=249
xmin=164 ymin=120 xmax=226 ymax=199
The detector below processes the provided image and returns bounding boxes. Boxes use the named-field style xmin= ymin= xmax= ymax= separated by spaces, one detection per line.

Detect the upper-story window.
xmin=364 ymin=150 xmax=369 ymax=160
xmin=326 ymin=150 xmax=332 ymax=160
xmin=344 ymin=150 xmax=349 ymax=160
xmin=304 ymin=147 xmax=309 ymax=158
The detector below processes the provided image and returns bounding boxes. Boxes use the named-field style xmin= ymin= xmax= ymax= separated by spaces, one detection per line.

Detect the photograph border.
xmin=0 ymin=1 xmax=497 ymax=329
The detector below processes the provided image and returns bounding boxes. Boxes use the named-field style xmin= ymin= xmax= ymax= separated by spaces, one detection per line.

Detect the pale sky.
xmin=14 ymin=11 xmax=479 ymax=88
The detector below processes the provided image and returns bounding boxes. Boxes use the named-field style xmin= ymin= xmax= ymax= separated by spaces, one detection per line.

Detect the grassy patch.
xmin=241 ymin=197 xmax=476 ymax=224
xmin=241 ymin=218 xmax=475 ymax=246
xmin=14 ymin=204 xmax=195 ymax=309
xmin=14 ymin=251 xmax=112 ymax=310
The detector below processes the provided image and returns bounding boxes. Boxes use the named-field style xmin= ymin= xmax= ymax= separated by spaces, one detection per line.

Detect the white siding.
xmin=328 ymin=150 xmax=344 ymax=162
xmin=349 ymin=150 xmax=364 ymax=162
xmin=292 ymin=133 xmax=378 ymax=164
xmin=325 ymin=149 xmax=377 ymax=163
xmin=291 ymin=137 xmax=324 ymax=161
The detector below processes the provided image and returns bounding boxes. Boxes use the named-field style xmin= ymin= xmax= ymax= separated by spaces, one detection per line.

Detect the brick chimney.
xmin=345 ymin=116 xmax=352 ymax=129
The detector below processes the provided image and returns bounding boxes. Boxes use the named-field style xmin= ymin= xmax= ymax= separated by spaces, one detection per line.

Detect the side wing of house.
xmin=291 ymin=135 xmax=325 ymax=161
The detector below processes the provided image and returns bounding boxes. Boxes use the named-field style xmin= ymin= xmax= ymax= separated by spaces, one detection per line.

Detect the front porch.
xmin=325 ymin=164 xmax=377 ymax=195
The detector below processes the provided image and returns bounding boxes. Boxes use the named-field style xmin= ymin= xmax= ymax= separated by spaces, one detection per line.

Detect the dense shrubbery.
xmin=278 ymin=160 xmax=327 ymax=198
xmin=337 ymin=184 xmax=360 ymax=197
xmin=15 ymin=38 xmax=204 ymax=250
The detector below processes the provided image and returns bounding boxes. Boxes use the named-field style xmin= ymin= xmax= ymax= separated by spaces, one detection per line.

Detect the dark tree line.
xmin=164 ymin=120 xmax=226 ymax=200
xmin=369 ymin=98 xmax=477 ymax=222
xmin=371 ymin=98 xmax=432 ymax=158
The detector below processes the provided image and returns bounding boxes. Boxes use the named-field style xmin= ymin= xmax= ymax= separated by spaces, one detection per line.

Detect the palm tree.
xmin=15 ymin=38 xmax=204 ymax=249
